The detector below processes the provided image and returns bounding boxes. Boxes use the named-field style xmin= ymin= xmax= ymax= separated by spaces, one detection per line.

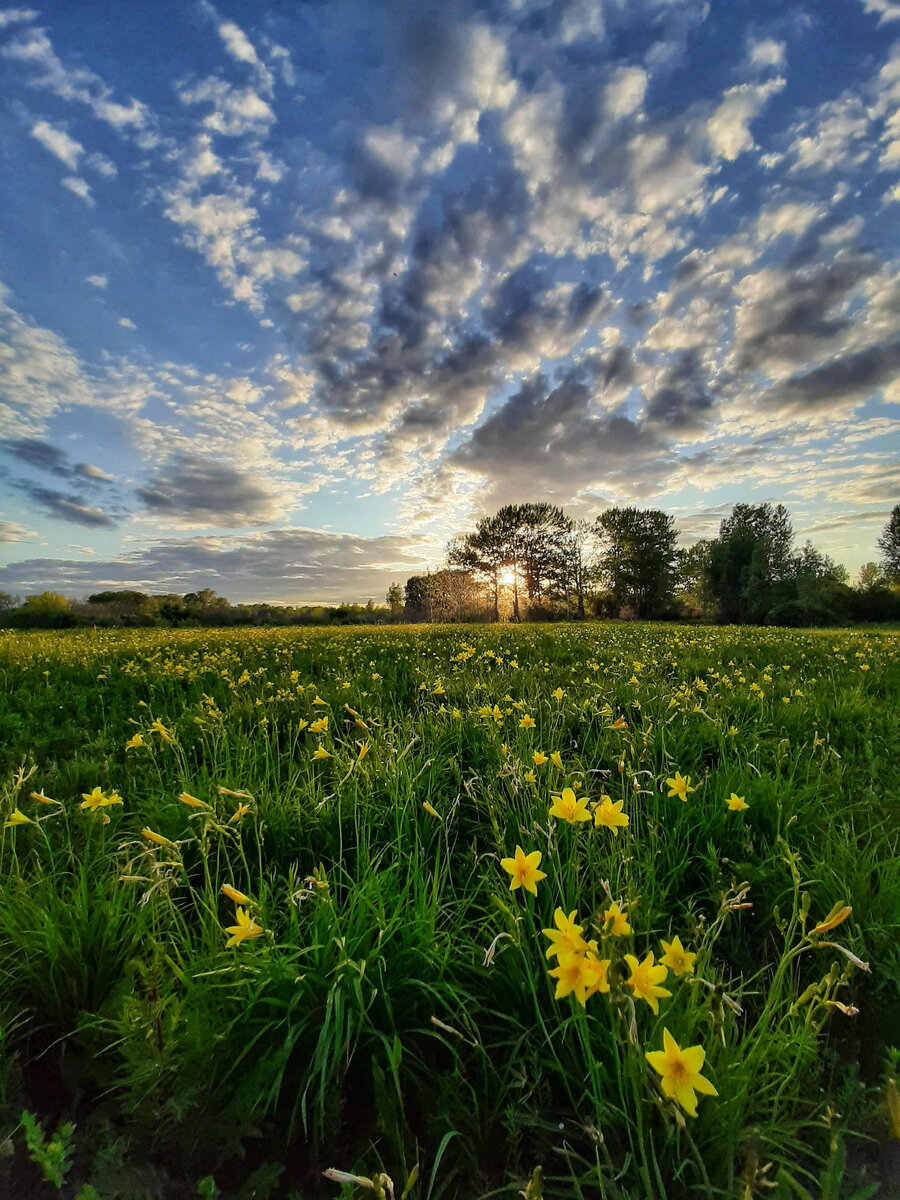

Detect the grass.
xmin=0 ymin=621 xmax=898 ymax=1199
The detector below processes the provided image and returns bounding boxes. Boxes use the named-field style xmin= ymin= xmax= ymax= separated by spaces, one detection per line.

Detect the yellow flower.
xmin=500 ymin=845 xmax=546 ymax=896
xmin=603 ymin=901 xmax=632 ymax=937
xmin=550 ymin=751 xmax=563 ymax=770
xmin=357 ymin=742 xmax=370 ymax=761
xmin=624 ymin=952 xmax=671 ymax=1013
xmin=645 ymin=1029 xmax=718 ymax=1118
xmin=229 ymin=802 xmax=251 ymax=823
xmin=125 ymin=733 xmax=144 ymax=749
xmin=80 ymin=787 xmax=123 ymax=811
xmin=142 ymin=827 xmax=176 ymax=847
xmin=552 ymin=687 xmax=565 ymax=700
xmin=519 ymin=714 xmax=535 ymax=729
xmin=179 ymin=791 xmax=208 ymax=809
xmin=224 ymin=906 xmax=264 ymax=948
xmin=548 ymin=952 xmax=590 ymax=1004
xmin=5 ymin=809 xmax=34 ymax=827
xmin=30 ymin=790 xmax=58 ymax=805
xmin=313 ymin=696 xmax=329 ymax=706
xmin=584 ymin=951 xmax=611 ymax=999
xmin=422 ymin=801 xmax=440 ymax=819
xmin=151 ymin=718 xmax=175 ymax=744
xmin=666 ymin=772 xmax=697 ymax=802
xmin=542 ymin=908 xmax=589 ymax=960
xmin=593 ymin=795 xmax=629 ymax=835
xmin=533 ymin=751 xmax=548 ymax=766
xmin=312 ymin=746 xmax=331 ymax=760
xmin=607 ymin=716 xmax=628 ymax=731
xmin=309 ymin=716 xmax=328 ymax=734
xmin=812 ymin=902 xmax=853 ymax=936
xmin=221 ymin=883 xmax=252 ymax=906
xmin=524 ymin=770 xmax=536 ymax=783
xmin=549 ymin=787 xmax=592 ymax=825
xmin=660 ymin=935 xmax=697 ymax=976
xmin=726 ymin=793 xmax=748 ymax=811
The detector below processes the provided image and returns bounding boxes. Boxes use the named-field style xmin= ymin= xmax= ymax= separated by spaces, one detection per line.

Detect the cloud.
xmin=136 ymin=452 xmax=285 ymax=527
xmin=61 ymin=176 xmax=93 ymax=205
xmin=85 ymin=274 xmax=107 ymax=288
xmin=12 ymin=481 xmax=116 ymax=527
xmin=765 ymin=336 xmax=900 ymax=413
xmin=2 ymin=24 xmax=148 ymax=129
xmin=706 ymin=78 xmax=785 ymax=161
xmin=0 ymin=527 xmax=436 ymax=603
xmin=0 ymin=519 xmax=37 ymax=544
xmin=29 ymin=119 xmax=82 ymax=168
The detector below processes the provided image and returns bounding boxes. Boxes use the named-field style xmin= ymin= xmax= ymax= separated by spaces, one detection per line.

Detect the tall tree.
xmin=706 ymin=503 xmax=794 ymax=623
xmin=447 ymin=513 xmax=509 ymax=622
xmin=877 ymin=504 xmax=900 ymax=582
xmin=594 ymin=507 xmax=678 ymax=618
xmin=386 ymin=583 xmax=403 ymax=620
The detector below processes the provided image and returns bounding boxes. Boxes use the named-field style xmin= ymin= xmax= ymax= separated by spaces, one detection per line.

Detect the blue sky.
xmin=0 ymin=0 xmax=898 ymax=602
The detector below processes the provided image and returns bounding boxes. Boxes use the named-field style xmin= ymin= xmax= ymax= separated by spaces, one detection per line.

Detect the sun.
xmin=499 ymin=567 xmax=516 ymax=586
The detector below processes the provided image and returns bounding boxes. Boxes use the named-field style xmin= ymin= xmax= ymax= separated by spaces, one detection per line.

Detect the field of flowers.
xmin=0 ymin=622 xmax=898 ymax=1200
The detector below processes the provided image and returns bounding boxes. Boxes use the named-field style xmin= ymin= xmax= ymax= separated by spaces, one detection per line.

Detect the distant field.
xmin=1 ymin=623 xmax=898 ymax=1199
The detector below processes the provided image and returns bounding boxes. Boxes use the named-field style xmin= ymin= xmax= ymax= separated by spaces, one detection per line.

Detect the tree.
xmin=706 ymin=503 xmax=794 ymax=623
xmin=554 ymin=518 xmax=596 ymax=619
xmin=675 ymin=540 xmax=715 ymax=617
xmin=447 ymin=513 xmax=509 ymax=622
xmin=386 ymin=583 xmax=403 ymax=620
xmin=594 ymin=507 xmax=678 ymax=618
xmin=0 ymin=592 xmax=19 ymax=613
xmin=857 ymin=562 xmax=884 ymax=591
xmin=877 ymin=504 xmax=900 ymax=582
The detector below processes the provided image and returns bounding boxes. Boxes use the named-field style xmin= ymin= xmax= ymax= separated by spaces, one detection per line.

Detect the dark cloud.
xmin=2 ymin=438 xmax=70 ymax=476
xmin=136 ymin=453 xmax=282 ymax=527
xmin=735 ymin=248 xmax=880 ymax=373
xmin=13 ymin=482 xmax=116 ymax=527
xmin=767 ymin=336 xmax=900 ymax=412
xmin=645 ymin=350 xmax=716 ymax=430
xmin=0 ymin=527 xmax=434 ymax=603
xmin=449 ymin=350 xmax=672 ymax=506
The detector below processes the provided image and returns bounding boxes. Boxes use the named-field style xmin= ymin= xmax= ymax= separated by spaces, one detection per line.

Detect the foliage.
xmin=877 ymin=504 xmax=900 ymax=583
xmin=0 ymin=622 xmax=897 ymax=1197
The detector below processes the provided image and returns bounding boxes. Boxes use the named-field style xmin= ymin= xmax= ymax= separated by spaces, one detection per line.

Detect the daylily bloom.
xmin=229 ymin=803 xmax=251 ymax=822
xmin=552 ymin=687 xmax=565 ymax=700
xmin=607 ymin=717 xmax=628 ymax=731
xmin=309 ymin=717 xmax=328 ymax=734
xmin=179 ymin=792 xmax=208 ymax=809
xmin=549 ymin=787 xmax=592 ymax=824
xmin=603 ymin=901 xmax=632 ymax=937
xmin=812 ymin=902 xmax=853 ymax=935
xmin=594 ymin=795 xmax=629 ymax=835
xmin=542 ymin=908 xmax=589 ymax=960
xmin=151 ymin=719 xmax=175 ymax=744
xmin=142 ymin=827 xmax=176 ymax=847
xmin=30 ymin=791 xmax=59 ymax=805
xmin=312 ymin=747 xmax=331 ymax=760
xmin=5 ymin=809 xmax=34 ymax=827
xmin=524 ymin=770 xmax=536 ymax=783
xmin=666 ymin=772 xmax=697 ymax=802
xmin=80 ymin=787 xmax=123 ymax=811
xmin=726 ymin=793 xmax=748 ymax=811
xmin=584 ymin=951 xmax=612 ymax=999
xmin=125 ymin=733 xmax=144 ymax=749
xmin=422 ymin=801 xmax=440 ymax=819
xmin=645 ymin=1028 xmax=718 ymax=1117
xmin=519 ymin=714 xmax=535 ymax=729
xmin=500 ymin=845 xmax=546 ymax=896
xmin=224 ymin=906 xmax=264 ymax=948
xmin=550 ymin=751 xmax=563 ymax=769
xmin=221 ymin=883 xmax=252 ymax=906
xmin=533 ymin=751 xmax=548 ymax=766
xmin=624 ymin=952 xmax=671 ymax=1013
xmin=548 ymin=952 xmax=590 ymax=1004
xmin=660 ymin=935 xmax=697 ymax=976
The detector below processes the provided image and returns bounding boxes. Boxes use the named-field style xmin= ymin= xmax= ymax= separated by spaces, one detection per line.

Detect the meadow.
xmin=0 ymin=622 xmax=898 ymax=1200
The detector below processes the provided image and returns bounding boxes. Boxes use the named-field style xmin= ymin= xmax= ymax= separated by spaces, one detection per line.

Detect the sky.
xmin=0 ymin=0 xmax=898 ymax=604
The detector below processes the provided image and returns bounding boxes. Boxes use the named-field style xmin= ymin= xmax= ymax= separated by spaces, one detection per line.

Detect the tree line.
xmin=2 ymin=503 xmax=897 ymax=630
xmin=400 ymin=501 xmax=900 ymax=626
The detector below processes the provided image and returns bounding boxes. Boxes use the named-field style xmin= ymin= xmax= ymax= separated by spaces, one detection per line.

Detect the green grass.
xmin=0 ymin=622 xmax=898 ymax=1199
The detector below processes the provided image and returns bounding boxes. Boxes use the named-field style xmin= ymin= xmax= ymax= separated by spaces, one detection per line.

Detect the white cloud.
xmin=218 ymin=20 xmax=260 ymax=68
xmin=748 ymin=38 xmax=786 ymax=70
xmin=862 ymin=0 xmax=900 ymax=22
xmin=118 ymin=317 xmax=136 ymax=329
xmin=85 ymin=274 xmax=107 ymax=288
xmin=61 ymin=175 xmax=93 ymax=205
xmin=755 ymin=201 xmax=821 ymax=242
xmin=29 ymin=119 xmax=83 ymax=168
xmin=604 ymin=66 xmax=648 ymax=118
xmin=3 ymin=26 xmax=149 ymax=129
xmin=707 ymin=78 xmax=786 ymax=160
